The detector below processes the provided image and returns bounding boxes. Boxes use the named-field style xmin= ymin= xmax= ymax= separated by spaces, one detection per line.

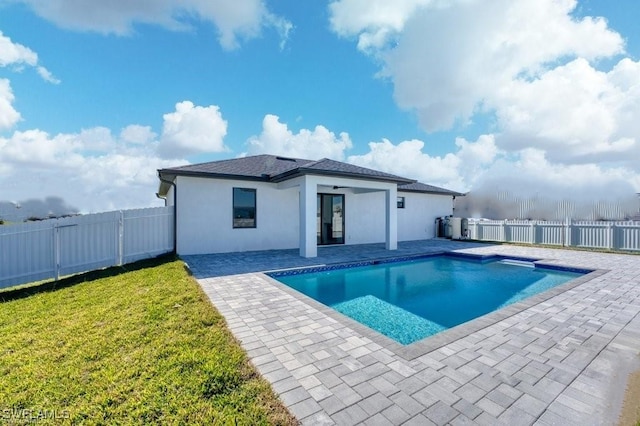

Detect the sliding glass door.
xmin=317 ymin=194 xmax=345 ymax=245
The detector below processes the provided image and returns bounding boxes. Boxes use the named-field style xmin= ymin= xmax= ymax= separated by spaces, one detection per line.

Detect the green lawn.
xmin=0 ymin=256 xmax=297 ymax=425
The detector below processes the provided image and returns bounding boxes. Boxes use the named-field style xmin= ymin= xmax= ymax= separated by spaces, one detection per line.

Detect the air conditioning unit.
xmin=435 ymin=217 xmax=447 ymax=238
xmin=443 ymin=216 xmax=453 ymax=238
xmin=449 ymin=217 xmax=462 ymax=239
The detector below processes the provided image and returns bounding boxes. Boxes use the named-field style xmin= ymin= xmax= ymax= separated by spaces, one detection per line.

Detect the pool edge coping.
xmin=260 ymin=251 xmax=609 ymax=361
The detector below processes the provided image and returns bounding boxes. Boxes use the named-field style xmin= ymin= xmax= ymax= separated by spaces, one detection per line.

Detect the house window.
xmin=397 ymin=196 xmax=405 ymax=209
xmin=233 ymin=188 xmax=256 ymax=228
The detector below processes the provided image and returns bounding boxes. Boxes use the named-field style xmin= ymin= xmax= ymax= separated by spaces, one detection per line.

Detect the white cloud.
xmin=246 ymin=114 xmax=353 ymax=160
xmin=373 ymin=0 xmax=624 ymax=132
xmin=268 ymin=14 xmax=294 ymax=51
xmin=0 ymin=129 xmax=84 ymax=168
xmin=193 ymin=1 xmax=293 ymax=50
xmin=0 ymin=79 xmax=21 ymax=130
xmin=329 ymin=1 xmax=635 ymax=160
xmin=244 ymin=118 xmax=499 ymax=194
xmin=347 ymin=135 xmax=499 ymax=191
xmin=475 ymin=148 xmax=639 ymax=198
xmin=495 ymin=58 xmax=640 ymax=166
xmin=0 ymin=31 xmax=59 ymax=83
xmin=459 ymin=148 xmax=640 ymax=219
xmin=0 ymin=125 xmax=157 ymax=170
xmin=14 ymin=0 xmax=291 ymax=50
xmin=1 ymin=111 xmax=636 ymax=218
xmin=331 ymin=0 xmax=624 ymax=56
xmin=349 ymin=139 xmax=460 ymax=184
xmin=244 ymin=115 xmax=637 ymax=216
xmin=348 ymin=135 xmax=640 ymax=219
xmin=329 ymin=0 xmax=433 ymax=51
xmin=330 ymin=0 xmax=640 ymax=202
xmin=158 ymin=101 xmax=228 ymax=158
xmin=120 ymin=125 xmax=157 ymax=145
xmin=0 ymin=100 xmax=233 ymax=213
xmin=0 ymin=31 xmax=38 ymax=66
xmin=0 ymin=126 xmax=183 ymax=213
xmin=36 ymin=66 xmax=61 ymax=84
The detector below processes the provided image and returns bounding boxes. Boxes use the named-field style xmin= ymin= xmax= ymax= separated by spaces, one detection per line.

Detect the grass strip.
xmin=0 ymin=255 xmax=297 ymax=425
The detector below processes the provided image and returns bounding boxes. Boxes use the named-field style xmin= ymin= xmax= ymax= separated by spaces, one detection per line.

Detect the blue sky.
xmin=1 ymin=0 xmax=639 ymax=215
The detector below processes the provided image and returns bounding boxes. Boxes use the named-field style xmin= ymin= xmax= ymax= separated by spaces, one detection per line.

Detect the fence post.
xmin=502 ymin=220 xmax=506 ymax=242
xmin=54 ymin=222 xmax=61 ymax=281
xmin=117 ymin=211 xmax=124 ymax=266
xmin=608 ymin=222 xmax=614 ymax=250
xmin=530 ymin=221 xmax=535 ymax=244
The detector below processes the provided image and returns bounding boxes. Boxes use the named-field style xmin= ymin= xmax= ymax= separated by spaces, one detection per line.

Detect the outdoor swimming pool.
xmin=269 ymin=254 xmax=589 ymax=345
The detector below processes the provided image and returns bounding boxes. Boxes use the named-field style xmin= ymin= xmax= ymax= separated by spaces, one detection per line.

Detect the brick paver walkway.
xmin=188 ymin=240 xmax=640 ymax=425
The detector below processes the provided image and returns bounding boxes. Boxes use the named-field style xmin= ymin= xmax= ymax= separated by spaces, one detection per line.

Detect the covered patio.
xmin=276 ymin=174 xmax=401 ymax=258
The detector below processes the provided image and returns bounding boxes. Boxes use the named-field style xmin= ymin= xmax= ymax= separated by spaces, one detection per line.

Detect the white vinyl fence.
xmin=467 ymin=219 xmax=640 ymax=252
xmin=0 ymin=206 xmax=174 ymax=289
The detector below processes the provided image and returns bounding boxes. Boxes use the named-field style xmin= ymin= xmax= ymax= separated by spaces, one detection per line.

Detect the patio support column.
xmin=385 ymin=187 xmax=398 ymax=250
xmin=299 ymin=176 xmax=317 ymax=258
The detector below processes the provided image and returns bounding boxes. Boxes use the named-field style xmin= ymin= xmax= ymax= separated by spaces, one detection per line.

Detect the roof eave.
xmin=158 ymin=164 xmax=423 ymax=189
xmin=156 ymin=169 xmax=174 ymax=198
xmin=398 ymin=188 xmax=464 ymax=196
xmin=158 ymin=169 xmax=270 ymax=182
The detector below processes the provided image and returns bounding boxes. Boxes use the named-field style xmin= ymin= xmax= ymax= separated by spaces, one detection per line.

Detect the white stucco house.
xmin=157 ymin=155 xmax=461 ymax=258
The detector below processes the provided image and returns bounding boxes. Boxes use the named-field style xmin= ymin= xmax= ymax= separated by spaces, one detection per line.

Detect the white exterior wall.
xmin=347 ymin=191 xmax=453 ymax=243
xmin=176 ymin=176 xmax=299 ymax=255
xmin=345 ymin=191 xmax=386 ymax=244
xmin=174 ymin=175 xmax=455 ymax=255
xmin=397 ymin=192 xmax=454 ymax=241
xmin=164 ymin=185 xmax=175 ymax=206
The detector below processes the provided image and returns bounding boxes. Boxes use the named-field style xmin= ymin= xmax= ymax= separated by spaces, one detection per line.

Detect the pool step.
xmin=500 ymin=259 xmax=536 ymax=268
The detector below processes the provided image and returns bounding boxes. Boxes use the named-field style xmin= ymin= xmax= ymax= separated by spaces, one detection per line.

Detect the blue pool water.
xmin=270 ymin=254 xmax=586 ymax=345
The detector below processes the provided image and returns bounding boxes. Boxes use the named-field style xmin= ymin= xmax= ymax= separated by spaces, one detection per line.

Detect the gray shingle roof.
xmin=160 ymin=154 xmax=311 ymax=180
xmin=157 ymin=154 xmax=460 ymax=197
xmin=159 ymin=155 xmax=413 ymax=184
xmin=398 ymin=182 xmax=463 ymax=196
xmin=270 ymin=158 xmax=414 ymax=184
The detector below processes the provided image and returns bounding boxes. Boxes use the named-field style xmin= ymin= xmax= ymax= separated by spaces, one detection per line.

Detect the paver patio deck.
xmin=187 ymin=240 xmax=640 ymax=425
